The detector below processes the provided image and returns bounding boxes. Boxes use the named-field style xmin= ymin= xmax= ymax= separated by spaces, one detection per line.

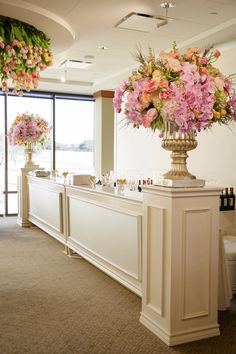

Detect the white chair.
xmin=219 ymin=234 xmax=232 ymax=310
xmin=223 ymin=235 xmax=236 ymax=294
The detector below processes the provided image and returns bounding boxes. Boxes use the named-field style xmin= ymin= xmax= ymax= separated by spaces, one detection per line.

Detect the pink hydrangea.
xmin=160 ymin=99 xmax=178 ymax=122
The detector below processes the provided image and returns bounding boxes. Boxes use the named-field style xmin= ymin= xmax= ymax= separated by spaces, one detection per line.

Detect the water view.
xmin=0 ymin=150 xmax=94 ymax=215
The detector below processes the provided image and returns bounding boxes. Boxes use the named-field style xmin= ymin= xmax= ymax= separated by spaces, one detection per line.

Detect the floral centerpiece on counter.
xmin=0 ymin=15 xmax=53 ymax=95
xmin=8 ymin=112 xmax=51 ymax=148
xmin=113 ymin=42 xmax=236 ymax=134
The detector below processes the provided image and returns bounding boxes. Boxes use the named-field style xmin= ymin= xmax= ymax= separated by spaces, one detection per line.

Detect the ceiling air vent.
xmin=41 ymin=77 xmax=94 ymax=86
xmin=59 ymin=59 xmax=94 ymax=69
xmin=115 ymin=12 xmax=169 ymax=32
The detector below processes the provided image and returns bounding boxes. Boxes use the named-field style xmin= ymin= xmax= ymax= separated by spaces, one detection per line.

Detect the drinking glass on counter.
xmin=50 ymin=170 xmax=57 ymax=181
xmin=62 ymin=170 xmax=69 ymax=184
xmin=90 ymin=175 xmax=96 ymax=188
xmin=116 ymin=178 xmax=127 ymax=193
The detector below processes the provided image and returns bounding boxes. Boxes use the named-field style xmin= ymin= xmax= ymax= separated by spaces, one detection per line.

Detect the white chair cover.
xmin=218 ymin=234 xmax=232 ymax=310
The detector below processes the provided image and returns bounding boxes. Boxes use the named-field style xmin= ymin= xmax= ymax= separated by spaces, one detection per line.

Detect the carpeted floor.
xmin=0 ymin=217 xmax=236 ymax=354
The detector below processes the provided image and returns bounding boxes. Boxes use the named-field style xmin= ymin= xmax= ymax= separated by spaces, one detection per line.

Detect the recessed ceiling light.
xmin=160 ymin=2 xmax=176 ymax=9
xmin=98 ymin=45 xmax=109 ymax=50
xmin=60 ymin=70 xmax=67 ymax=82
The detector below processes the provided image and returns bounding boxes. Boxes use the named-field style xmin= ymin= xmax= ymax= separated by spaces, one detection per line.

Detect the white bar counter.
xmin=26 ymin=176 xmax=222 ymax=346
xmin=27 ymin=176 xmax=143 ymax=296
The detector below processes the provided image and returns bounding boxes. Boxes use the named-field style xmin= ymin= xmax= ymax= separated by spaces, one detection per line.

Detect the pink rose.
xmin=159 ymin=88 xmax=170 ymax=100
xmin=140 ymin=79 xmax=157 ymax=93
xmin=12 ymin=39 xmax=18 ymax=46
xmin=166 ymin=57 xmax=181 ymax=72
xmin=200 ymin=67 xmax=207 ymax=75
xmin=141 ymin=108 xmax=157 ymax=127
xmin=213 ymin=49 xmax=221 ymax=58
xmin=199 ymin=57 xmax=208 ymax=65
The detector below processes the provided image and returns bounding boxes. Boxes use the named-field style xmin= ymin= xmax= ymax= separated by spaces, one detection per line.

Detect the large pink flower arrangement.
xmin=113 ymin=43 xmax=236 ymax=133
xmin=8 ymin=112 xmax=51 ymax=147
xmin=0 ymin=16 xmax=52 ymax=95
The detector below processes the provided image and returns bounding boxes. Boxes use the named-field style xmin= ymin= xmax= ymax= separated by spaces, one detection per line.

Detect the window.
xmin=7 ymin=94 xmax=53 ymax=192
xmin=55 ymin=96 xmax=94 ymax=174
xmin=0 ymin=96 xmax=4 ymax=215
xmin=0 ymin=92 xmax=94 ymax=215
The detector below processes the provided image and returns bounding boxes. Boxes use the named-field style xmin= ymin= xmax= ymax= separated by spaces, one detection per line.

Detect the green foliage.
xmin=0 ymin=15 xmax=50 ymax=48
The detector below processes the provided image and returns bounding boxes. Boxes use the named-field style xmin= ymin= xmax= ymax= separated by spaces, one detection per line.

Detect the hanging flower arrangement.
xmin=0 ymin=15 xmax=53 ymax=95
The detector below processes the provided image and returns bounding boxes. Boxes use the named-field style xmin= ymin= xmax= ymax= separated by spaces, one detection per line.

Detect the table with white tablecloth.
xmin=218 ymin=234 xmax=233 ymax=310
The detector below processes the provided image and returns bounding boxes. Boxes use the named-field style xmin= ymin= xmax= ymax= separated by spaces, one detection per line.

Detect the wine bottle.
xmin=229 ymin=187 xmax=235 ymax=211
xmin=224 ymin=188 xmax=229 ymax=211
xmin=220 ymin=192 xmax=224 ymax=211
xmin=138 ymin=179 xmax=142 ymax=192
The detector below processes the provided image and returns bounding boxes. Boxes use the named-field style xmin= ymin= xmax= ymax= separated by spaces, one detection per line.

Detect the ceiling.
xmin=1 ymin=0 xmax=236 ymax=95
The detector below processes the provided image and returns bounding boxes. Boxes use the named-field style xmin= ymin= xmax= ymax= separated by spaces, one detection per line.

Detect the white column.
xmin=140 ymin=185 xmax=222 ymax=346
xmin=17 ymin=165 xmax=39 ymax=227
xmin=93 ymin=90 xmax=114 ymax=176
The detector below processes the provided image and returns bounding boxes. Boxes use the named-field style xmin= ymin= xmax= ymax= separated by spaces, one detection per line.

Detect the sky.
xmin=6 ymin=96 xmax=94 ymax=145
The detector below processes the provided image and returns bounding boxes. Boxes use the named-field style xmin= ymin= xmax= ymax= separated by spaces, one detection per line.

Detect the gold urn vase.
xmin=161 ymin=122 xmax=205 ymax=187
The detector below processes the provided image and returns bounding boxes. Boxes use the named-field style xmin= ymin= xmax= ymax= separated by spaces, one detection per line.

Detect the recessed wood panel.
xmin=68 ymin=197 xmax=141 ymax=280
xmin=29 ymin=184 xmax=63 ymax=233
xmin=182 ymin=209 xmax=211 ymax=319
xmin=146 ymin=205 xmax=165 ymax=316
